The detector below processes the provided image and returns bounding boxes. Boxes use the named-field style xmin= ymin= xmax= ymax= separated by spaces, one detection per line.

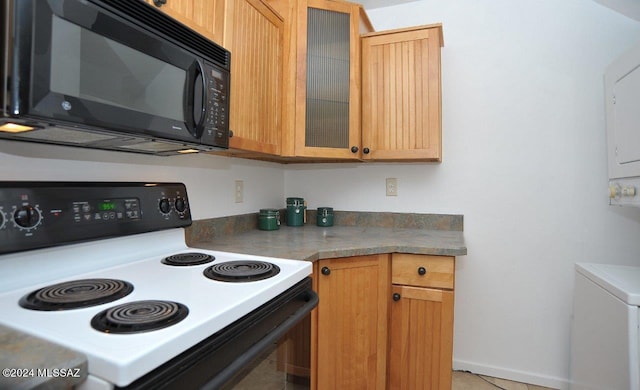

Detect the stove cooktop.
xmin=0 ymin=229 xmax=312 ymax=387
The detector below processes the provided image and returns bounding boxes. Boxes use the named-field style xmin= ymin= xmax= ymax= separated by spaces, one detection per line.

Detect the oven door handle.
xmin=201 ymin=289 xmax=319 ymax=390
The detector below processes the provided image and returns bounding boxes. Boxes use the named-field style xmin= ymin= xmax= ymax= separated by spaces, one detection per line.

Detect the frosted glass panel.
xmin=306 ymin=8 xmax=350 ymax=148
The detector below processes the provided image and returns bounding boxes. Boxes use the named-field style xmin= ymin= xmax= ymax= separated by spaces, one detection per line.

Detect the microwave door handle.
xmin=184 ymin=60 xmax=207 ymax=139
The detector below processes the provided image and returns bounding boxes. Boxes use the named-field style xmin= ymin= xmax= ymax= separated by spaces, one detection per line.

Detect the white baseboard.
xmin=453 ymin=359 xmax=569 ymax=390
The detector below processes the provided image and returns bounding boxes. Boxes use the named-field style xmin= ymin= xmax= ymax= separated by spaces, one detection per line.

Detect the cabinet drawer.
xmin=391 ymin=254 xmax=454 ymax=289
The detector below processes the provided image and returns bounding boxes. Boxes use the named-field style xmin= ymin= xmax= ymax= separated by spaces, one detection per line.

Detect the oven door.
xmin=222 ymin=314 xmax=311 ymax=390
xmin=221 ymin=312 xmax=313 ymax=390
xmin=7 ymin=0 xmax=221 ymax=146
xmin=120 ymin=277 xmax=318 ymax=390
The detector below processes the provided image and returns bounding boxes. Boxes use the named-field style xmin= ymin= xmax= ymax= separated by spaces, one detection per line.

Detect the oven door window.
xmin=26 ymin=1 xmax=198 ymax=142
xmin=223 ymin=315 xmax=311 ymax=389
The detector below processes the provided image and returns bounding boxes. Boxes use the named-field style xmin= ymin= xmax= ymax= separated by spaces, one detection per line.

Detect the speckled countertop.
xmin=188 ymin=211 xmax=467 ymax=260
xmin=0 ymin=325 xmax=87 ymax=389
xmin=192 ymin=225 xmax=466 ymax=260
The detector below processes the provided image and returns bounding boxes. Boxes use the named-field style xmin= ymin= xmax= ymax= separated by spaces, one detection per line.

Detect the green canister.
xmin=258 ymin=209 xmax=280 ymax=230
xmin=286 ymin=197 xmax=305 ymax=226
xmin=316 ymin=207 xmax=334 ymax=227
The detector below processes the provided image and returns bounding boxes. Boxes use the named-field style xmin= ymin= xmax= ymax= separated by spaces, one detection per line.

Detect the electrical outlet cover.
xmin=386 ymin=178 xmax=398 ymax=196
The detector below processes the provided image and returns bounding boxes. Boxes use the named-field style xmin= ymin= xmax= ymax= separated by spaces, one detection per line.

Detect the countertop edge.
xmin=0 ymin=324 xmax=88 ymax=389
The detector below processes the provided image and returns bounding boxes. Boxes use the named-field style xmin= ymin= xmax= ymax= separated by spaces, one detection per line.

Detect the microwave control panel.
xmin=202 ymin=62 xmax=229 ymax=148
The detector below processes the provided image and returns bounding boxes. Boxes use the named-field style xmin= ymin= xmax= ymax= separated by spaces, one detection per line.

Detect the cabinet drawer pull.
xmin=321 ymin=266 xmax=331 ymax=276
xmin=153 ymin=0 xmax=167 ymax=7
xmin=418 ymin=266 xmax=427 ymax=276
xmin=393 ymin=293 xmax=401 ymax=301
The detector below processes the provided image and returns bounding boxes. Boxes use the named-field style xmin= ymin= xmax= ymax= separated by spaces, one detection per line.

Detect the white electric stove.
xmin=0 ymin=182 xmax=316 ymax=389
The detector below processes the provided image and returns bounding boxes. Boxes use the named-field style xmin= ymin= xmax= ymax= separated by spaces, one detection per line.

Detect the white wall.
xmin=284 ymin=0 xmax=640 ymax=388
xmin=0 ymin=142 xmax=285 ymax=220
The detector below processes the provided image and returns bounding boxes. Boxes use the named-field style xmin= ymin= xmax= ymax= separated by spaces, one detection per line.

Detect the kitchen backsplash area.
xmin=0 ymin=142 xmax=285 ymax=221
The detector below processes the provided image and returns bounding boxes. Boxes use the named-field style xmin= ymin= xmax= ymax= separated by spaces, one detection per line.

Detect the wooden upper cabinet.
xmin=223 ymin=0 xmax=284 ymax=155
xmin=145 ymin=0 xmax=225 ymax=45
xmin=268 ymin=0 xmax=372 ymax=160
xmin=294 ymin=0 xmax=361 ymax=159
xmin=361 ymin=24 xmax=444 ymax=161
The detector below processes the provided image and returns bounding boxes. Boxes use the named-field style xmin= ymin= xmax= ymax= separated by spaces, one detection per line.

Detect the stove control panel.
xmin=0 ymin=182 xmax=191 ymax=254
xmin=72 ymin=198 xmax=141 ymax=223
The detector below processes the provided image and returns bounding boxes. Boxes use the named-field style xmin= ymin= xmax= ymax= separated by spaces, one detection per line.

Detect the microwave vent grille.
xmin=91 ymin=0 xmax=230 ymax=70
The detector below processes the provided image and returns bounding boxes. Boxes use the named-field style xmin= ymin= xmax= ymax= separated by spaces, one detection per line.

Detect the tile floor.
xmin=453 ymin=371 xmax=556 ymax=390
xmin=232 ymin=364 xmax=557 ymax=389
xmin=231 ymin=347 xmax=557 ymax=390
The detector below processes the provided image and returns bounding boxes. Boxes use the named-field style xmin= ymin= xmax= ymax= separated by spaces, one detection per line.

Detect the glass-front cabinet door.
xmin=292 ymin=0 xmax=363 ymax=159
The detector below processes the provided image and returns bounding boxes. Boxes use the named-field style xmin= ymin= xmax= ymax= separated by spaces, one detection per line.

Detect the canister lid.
xmin=286 ymin=197 xmax=304 ymax=205
xmin=317 ymin=207 xmax=333 ymax=214
xmin=259 ymin=208 xmax=280 ymax=215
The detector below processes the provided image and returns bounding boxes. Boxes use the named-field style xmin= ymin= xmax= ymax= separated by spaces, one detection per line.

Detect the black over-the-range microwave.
xmin=0 ymin=0 xmax=230 ymax=155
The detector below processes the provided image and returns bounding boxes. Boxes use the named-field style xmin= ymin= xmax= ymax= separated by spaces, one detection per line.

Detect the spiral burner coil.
xmin=161 ymin=252 xmax=215 ymax=266
xmin=19 ymin=279 xmax=133 ymax=311
xmin=203 ymin=261 xmax=280 ymax=282
xmin=91 ymin=300 xmax=189 ymax=334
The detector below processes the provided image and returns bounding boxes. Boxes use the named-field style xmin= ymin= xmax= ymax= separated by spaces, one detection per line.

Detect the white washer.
xmin=570 ymin=263 xmax=640 ymax=390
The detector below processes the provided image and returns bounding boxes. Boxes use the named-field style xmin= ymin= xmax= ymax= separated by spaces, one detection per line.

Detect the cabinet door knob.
xmin=393 ymin=293 xmax=401 ymax=302
xmin=418 ymin=266 xmax=427 ymax=276
xmin=321 ymin=266 xmax=331 ymax=276
xmin=350 ymin=146 xmax=359 ymax=153
xmin=153 ymin=0 xmax=167 ymax=7
xmin=363 ymin=147 xmax=370 ymax=154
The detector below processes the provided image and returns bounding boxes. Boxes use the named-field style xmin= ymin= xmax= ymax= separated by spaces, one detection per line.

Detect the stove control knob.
xmin=159 ymin=198 xmax=171 ymax=214
xmin=175 ymin=198 xmax=187 ymax=213
xmin=14 ymin=205 xmax=41 ymax=229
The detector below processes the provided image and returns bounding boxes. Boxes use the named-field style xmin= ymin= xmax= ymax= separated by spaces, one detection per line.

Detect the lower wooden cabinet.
xmin=314 ymin=255 xmax=389 ymax=389
xmin=312 ymin=253 xmax=455 ymax=390
xmin=389 ymin=285 xmax=454 ymax=389
xmin=389 ymin=253 xmax=455 ymax=389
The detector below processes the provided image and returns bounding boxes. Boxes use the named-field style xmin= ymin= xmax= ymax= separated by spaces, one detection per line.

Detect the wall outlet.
xmin=386 ymin=178 xmax=398 ymax=196
xmin=234 ymin=180 xmax=244 ymax=203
